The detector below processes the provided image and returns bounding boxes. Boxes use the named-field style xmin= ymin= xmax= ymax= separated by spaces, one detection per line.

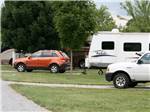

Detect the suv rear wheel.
xmin=16 ymin=63 xmax=26 ymax=72
xmin=113 ymin=73 xmax=130 ymax=89
xmin=49 ymin=64 xmax=59 ymax=73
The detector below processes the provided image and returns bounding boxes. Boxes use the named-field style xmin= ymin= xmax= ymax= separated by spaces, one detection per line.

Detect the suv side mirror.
xmin=137 ymin=60 xmax=143 ymax=64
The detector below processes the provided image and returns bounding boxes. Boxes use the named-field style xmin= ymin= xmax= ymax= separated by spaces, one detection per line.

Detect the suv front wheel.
xmin=16 ymin=63 xmax=26 ymax=72
xmin=113 ymin=73 xmax=130 ymax=89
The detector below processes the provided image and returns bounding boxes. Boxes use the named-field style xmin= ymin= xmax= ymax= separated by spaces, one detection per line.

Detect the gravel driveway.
xmin=1 ymin=80 xmax=49 ymax=112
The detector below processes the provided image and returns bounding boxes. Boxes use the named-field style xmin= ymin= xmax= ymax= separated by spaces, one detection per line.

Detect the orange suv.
xmin=14 ymin=50 xmax=70 ymax=73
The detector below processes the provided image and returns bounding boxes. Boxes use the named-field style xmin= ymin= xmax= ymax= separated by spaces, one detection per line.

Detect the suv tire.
xmin=49 ymin=64 xmax=59 ymax=73
xmin=113 ymin=73 xmax=130 ymax=89
xmin=16 ymin=63 xmax=26 ymax=72
xmin=26 ymin=69 xmax=33 ymax=72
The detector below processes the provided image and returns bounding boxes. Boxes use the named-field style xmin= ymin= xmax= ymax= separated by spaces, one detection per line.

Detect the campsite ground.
xmin=1 ymin=65 xmax=150 ymax=112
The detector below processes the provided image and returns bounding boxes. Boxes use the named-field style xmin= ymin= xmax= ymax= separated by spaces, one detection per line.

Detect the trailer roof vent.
xmin=111 ymin=29 xmax=119 ymax=33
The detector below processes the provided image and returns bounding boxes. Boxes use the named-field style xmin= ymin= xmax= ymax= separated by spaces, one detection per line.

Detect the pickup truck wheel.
xmin=113 ymin=73 xmax=130 ymax=89
xmin=49 ymin=64 xmax=59 ymax=73
xmin=129 ymin=82 xmax=138 ymax=88
xmin=16 ymin=63 xmax=26 ymax=72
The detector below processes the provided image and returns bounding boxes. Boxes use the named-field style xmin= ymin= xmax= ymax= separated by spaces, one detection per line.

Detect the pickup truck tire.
xmin=113 ymin=73 xmax=130 ymax=89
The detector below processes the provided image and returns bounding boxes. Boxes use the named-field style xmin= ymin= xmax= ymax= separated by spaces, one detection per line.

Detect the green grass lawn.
xmin=1 ymin=65 xmax=110 ymax=85
xmin=1 ymin=65 xmax=16 ymax=71
xmin=11 ymin=84 xmax=150 ymax=112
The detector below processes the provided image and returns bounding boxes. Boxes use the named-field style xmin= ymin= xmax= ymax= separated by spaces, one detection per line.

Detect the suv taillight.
xmin=60 ymin=57 xmax=65 ymax=60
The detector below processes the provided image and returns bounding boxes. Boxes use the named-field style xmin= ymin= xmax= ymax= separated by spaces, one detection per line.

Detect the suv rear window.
xmin=59 ymin=51 xmax=69 ymax=58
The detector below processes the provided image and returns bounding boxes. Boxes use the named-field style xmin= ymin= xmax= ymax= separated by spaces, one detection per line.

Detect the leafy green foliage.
xmin=121 ymin=0 xmax=150 ymax=32
xmin=1 ymin=1 xmax=60 ymax=52
xmin=52 ymin=1 xmax=97 ymax=49
xmin=2 ymin=1 xmax=117 ymax=52
xmin=96 ymin=5 xmax=116 ymax=31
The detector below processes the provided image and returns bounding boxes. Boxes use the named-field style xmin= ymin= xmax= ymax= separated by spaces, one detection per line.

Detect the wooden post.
xmin=70 ymin=50 xmax=73 ymax=74
xmin=12 ymin=50 xmax=16 ymax=67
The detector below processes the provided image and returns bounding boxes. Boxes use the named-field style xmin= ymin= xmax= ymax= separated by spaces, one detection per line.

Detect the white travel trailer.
xmin=85 ymin=31 xmax=150 ymax=68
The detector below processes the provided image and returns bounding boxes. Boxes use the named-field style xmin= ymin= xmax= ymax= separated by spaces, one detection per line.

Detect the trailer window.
xmin=124 ymin=43 xmax=141 ymax=51
xmin=102 ymin=41 xmax=114 ymax=50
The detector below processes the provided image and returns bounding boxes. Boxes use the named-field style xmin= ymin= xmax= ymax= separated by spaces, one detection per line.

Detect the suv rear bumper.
xmin=105 ymin=73 xmax=113 ymax=81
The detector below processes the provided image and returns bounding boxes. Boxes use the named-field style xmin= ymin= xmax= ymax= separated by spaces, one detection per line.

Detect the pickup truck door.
xmin=131 ymin=53 xmax=150 ymax=81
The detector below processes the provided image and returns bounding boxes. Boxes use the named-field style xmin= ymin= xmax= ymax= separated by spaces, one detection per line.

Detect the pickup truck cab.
xmin=105 ymin=52 xmax=150 ymax=88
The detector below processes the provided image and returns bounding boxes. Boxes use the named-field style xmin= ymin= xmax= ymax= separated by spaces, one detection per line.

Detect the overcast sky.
xmin=94 ymin=0 xmax=128 ymax=16
xmin=0 ymin=0 xmax=128 ymax=16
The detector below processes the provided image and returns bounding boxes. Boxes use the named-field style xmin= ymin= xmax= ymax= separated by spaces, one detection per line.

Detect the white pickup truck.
xmin=105 ymin=52 xmax=150 ymax=88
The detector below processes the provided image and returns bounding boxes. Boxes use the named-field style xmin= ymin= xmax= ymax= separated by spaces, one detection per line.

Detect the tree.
xmin=121 ymin=0 xmax=150 ymax=32
xmin=96 ymin=5 xmax=116 ymax=31
xmin=52 ymin=1 xmax=97 ymax=50
xmin=51 ymin=1 xmax=97 ymax=72
xmin=1 ymin=1 xmax=60 ymax=52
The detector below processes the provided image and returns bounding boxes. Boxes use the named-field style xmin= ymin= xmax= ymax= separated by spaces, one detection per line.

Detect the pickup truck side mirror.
xmin=137 ymin=60 xmax=143 ymax=64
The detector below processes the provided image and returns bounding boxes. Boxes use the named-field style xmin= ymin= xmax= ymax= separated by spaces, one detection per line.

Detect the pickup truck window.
xmin=140 ymin=53 xmax=150 ymax=64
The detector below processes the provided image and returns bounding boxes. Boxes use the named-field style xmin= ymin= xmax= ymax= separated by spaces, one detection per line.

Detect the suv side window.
xmin=140 ymin=53 xmax=150 ymax=64
xmin=42 ymin=51 xmax=58 ymax=57
xmin=51 ymin=52 xmax=58 ymax=57
xmin=31 ymin=51 xmax=42 ymax=57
